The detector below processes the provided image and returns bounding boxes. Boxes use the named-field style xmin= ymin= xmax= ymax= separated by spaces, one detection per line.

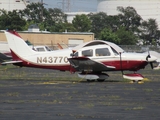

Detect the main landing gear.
xmin=86 ymin=79 xmax=105 ymax=82
xmin=78 ymin=72 xmax=108 ymax=82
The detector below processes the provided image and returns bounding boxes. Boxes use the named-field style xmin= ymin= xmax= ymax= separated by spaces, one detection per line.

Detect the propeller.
xmin=146 ymin=51 xmax=154 ymax=69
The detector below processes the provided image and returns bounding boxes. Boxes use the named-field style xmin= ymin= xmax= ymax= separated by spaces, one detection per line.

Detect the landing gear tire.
xmin=87 ymin=79 xmax=95 ymax=82
xmin=137 ymin=80 xmax=144 ymax=84
xmin=130 ymin=80 xmax=144 ymax=84
xmin=97 ymin=79 xmax=105 ymax=82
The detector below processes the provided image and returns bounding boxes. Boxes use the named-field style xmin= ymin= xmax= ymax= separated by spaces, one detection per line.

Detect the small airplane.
xmin=2 ymin=30 xmax=158 ymax=82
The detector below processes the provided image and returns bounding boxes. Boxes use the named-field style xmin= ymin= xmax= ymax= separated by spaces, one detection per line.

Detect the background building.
xmin=65 ymin=12 xmax=91 ymax=23
xmin=97 ymin=0 xmax=160 ymax=29
xmin=0 ymin=31 xmax=94 ymax=49
xmin=0 ymin=0 xmax=40 ymax=12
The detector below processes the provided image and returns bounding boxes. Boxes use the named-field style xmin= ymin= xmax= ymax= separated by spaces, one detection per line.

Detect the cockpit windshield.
xmin=111 ymin=47 xmax=119 ymax=55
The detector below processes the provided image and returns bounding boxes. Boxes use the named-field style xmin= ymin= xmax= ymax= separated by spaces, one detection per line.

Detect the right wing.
xmin=68 ymin=57 xmax=115 ymax=72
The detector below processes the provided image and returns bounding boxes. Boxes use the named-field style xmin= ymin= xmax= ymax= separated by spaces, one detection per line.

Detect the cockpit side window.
xmin=96 ymin=48 xmax=111 ymax=56
xmin=82 ymin=49 xmax=93 ymax=57
xmin=36 ymin=47 xmax=45 ymax=52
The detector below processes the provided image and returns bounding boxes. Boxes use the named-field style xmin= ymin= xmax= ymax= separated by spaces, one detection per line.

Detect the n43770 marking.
xmin=37 ymin=56 xmax=68 ymax=63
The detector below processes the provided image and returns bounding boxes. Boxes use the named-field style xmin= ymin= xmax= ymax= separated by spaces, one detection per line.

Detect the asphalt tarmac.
xmin=1 ymin=80 xmax=160 ymax=120
xmin=0 ymin=66 xmax=160 ymax=120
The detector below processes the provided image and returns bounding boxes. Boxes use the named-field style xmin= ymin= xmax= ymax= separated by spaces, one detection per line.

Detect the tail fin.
xmin=4 ymin=30 xmax=35 ymax=58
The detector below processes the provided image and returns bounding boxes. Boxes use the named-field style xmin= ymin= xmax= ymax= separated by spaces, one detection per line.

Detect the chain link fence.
xmin=120 ymin=45 xmax=160 ymax=53
xmin=48 ymin=44 xmax=160 ymax=53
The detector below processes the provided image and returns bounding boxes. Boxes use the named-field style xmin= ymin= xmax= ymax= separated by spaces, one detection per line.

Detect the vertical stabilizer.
xmin=4 ymin=30 xmax=35 ymax=58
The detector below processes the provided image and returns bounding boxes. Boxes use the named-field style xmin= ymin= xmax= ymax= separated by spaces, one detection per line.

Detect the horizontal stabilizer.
xmin=0 ymin=52 xmax=12 ymax=62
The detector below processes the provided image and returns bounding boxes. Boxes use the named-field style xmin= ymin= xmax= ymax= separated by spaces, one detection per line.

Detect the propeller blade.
xmin=150 ymin=62 xmax=154 ymax=69
xmin=146 ymin=50 xmax=151 ymax=61
xmin=146 ymin=54 xmax=151 ymax=61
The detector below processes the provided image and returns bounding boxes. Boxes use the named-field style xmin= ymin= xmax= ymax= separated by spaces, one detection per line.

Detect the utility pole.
xmin=41 ymin=0 xmax=43 ymax=20
xmin=66 ymin=0 xmax=70 ymax=12
xmin=62 ymin=0 xmax=65 ymax=12
xmin=62 ymin=0 xmax=71 ymax=12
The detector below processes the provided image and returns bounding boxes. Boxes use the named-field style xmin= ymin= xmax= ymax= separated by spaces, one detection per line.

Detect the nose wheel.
xmin=130 ymin=80 xmax=144 ymax=84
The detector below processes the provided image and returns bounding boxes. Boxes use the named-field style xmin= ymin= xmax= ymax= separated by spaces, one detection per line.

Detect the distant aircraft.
xmin=2 ymin=30 xmax=158 ymax=82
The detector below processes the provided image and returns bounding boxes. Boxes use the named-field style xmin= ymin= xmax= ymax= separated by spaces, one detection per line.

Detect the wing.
xmin=68 ymin=57 xmax=115 ymax=72
xmin=1 ymin=60 xmax=22 ymax=65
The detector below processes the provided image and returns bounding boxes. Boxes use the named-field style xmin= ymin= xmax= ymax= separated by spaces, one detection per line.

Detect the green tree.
xmin=0 ymin=9 xmax=26 ymax=30
xmin=140 ymin=19 xmax=159 ymax=45
xmin=72 ymin=14 xmax=91 ymax=32
xmin=47 ymin=8 xmax=67 ymax=23
xmin=116 ymin=27 xmax=138 ymax=45
xmin=20 ymin=3 xmax=47 ymax=23
xmin=58 ymin=22 xmax=76 ymax=32
xmin=106 ymin=15 xmax=121 ymax=32
xmin=89 ymin=12 xmax=108 ymax=38
xmin=43 ymin=8 xmax=67 ymax=32
xmin=21 ymin=3 xmax=67 ymax=32
xmin=99 ymin=28 xmax=120 ymax=44
xmin=117 ymin=6 xmax=142 ymax=32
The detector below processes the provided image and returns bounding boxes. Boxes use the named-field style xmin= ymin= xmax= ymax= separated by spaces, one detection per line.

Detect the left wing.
xmin=68 ymin=57 xmax=115 ymax=72
xmin=1 ymin=60 xmax=22 ymax=65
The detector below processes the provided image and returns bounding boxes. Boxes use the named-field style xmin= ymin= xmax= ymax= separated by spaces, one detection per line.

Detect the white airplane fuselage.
xmin=12 ymin=44 xmax=155 ymax=72
xmin=12 ymin=48 xmax=72 ymax=71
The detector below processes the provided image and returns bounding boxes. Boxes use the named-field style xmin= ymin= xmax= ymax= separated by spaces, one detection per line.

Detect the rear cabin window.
xmin=36 ymin=47 xmax=45 ymax=52
xmin=96 ymin=48 xmax=111 ymax=56
xmin=45 ymin=46 xmax=52 ymax=51
xmin=82 ymin=49 xmax=93 ymax=57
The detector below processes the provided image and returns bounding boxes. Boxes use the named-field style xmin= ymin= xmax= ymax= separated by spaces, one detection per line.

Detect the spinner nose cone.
xmin=146 ymin=55 xmax=157 ymax=62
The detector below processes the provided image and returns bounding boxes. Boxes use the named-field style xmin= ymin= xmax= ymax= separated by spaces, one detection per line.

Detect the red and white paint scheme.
xmin=123 ymin=73 xmax=144 ymax=81
xmin=3 ymin=30 xmax=158 ymax=82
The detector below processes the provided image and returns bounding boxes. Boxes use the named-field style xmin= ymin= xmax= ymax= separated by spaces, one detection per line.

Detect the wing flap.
xmin=68 ymin=57 xmax=115 ymax=72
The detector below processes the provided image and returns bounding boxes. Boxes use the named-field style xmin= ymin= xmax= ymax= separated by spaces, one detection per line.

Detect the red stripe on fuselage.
xmin=10 ymin=49 xmax=148 ymax=72
xmin=101 ymin=60 xmax=148 ymax=71
xmin=10 ymin=49 xmax=71 ymax=71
